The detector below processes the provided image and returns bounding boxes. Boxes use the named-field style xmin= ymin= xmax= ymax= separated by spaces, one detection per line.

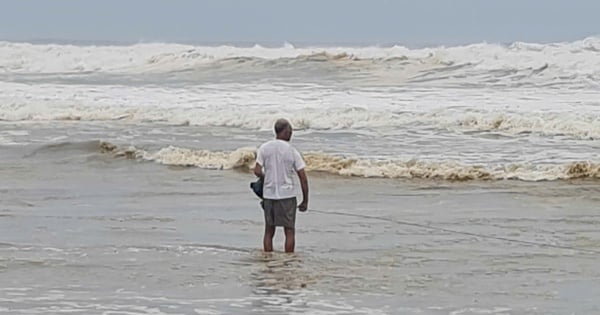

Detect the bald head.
xmin=274 ymin=118 xmax=293 ymax=141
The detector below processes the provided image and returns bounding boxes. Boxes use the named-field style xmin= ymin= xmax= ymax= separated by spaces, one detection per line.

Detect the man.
xmin=254 ymin=118 xmax=309 ymax=253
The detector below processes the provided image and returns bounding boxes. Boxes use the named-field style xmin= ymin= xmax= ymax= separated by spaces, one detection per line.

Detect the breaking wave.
xmin=1 ymin=38 xmax=600 ymax=86
xmin=97 ymin=142 xmax=600 ymax=181
xmin=2 ymin=100 xmax=599 ymax=140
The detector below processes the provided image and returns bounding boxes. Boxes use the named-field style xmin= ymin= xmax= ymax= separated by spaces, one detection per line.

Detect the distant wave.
xmin=24 ymin=140 xmax=109 ymax=157
xmin=86 ymin=141 xmax=599 ymax=181
xmin=1 ymin=38 xmax=599 ymax=86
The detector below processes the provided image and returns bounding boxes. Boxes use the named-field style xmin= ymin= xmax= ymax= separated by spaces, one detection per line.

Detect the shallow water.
xmin=1 ymin=146 xmax=600 ymax=314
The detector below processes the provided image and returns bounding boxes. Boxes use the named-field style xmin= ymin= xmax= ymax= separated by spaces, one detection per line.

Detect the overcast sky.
xmin=1 ymin=0 xmax=599 ymax=46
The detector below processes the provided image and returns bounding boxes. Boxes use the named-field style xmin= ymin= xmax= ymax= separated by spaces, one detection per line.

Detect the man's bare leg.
xmin=284 ymin=227 xmax=295 ymax=253
xmin=263 ymin=225 xmax=276 ymax=252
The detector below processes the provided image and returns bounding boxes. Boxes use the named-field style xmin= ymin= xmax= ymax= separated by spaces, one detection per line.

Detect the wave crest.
xmin=143 ymin=146 xmax=257 ymax=170
xmin=98 ymin=142 xmax=600 ymax=181
xmin=304 ymin=154 xmax=494 ymax=180
xmin=107 ymin=144 xmax=257 ymax=170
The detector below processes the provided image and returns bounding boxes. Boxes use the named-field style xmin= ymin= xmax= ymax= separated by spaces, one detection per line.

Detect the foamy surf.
xmin=1 ymin=38 xmax=599 ymax=82
xmin=2 ymin=80 xmax=600 ymax=140
xmin=2 ymin=38 xmax=600 ymax=183
xmin=97 ymin=142 xmax=600 ymax=181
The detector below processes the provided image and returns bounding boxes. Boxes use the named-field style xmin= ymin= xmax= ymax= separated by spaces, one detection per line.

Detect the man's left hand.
xmin=298 ymin=201 xmax=308 ymax=212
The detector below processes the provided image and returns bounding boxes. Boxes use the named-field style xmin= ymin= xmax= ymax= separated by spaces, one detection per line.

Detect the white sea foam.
xmin=1 ymin=38 xmax=599 ymax=87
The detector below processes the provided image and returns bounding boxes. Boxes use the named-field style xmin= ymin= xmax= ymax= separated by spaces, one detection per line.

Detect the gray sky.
xmin=1 ymin=0 xmax=599 ymax=46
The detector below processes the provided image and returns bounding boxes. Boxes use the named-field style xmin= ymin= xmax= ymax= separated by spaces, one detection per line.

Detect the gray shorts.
xmin=262 ymin=197 xmax=297 ymax=229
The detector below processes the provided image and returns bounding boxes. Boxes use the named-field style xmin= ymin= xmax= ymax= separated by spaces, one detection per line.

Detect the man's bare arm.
xmin=297 ymin=169 xmax=309 ymax=212
xmin=254 ymin=163 xmax=263 ymax=178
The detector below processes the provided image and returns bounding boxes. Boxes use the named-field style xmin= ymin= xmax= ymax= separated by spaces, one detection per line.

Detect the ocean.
xmin=1 ymin=39 xmax=600 ymax=314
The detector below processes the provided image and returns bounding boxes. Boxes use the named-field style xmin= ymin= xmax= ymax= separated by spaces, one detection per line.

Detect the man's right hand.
xmin=298 ymin=200 xmax=308 ymax=212
xmin=296 ymin=169 xmax=309 ymax=212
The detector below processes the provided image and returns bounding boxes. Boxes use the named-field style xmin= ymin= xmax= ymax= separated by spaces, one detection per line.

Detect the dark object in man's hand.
xmin=250 ymin=177 xmax=263 ymax=199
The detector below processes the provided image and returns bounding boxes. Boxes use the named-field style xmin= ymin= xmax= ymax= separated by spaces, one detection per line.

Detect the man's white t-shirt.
xmin=256 ymin=139 xmax=306 ymax=200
